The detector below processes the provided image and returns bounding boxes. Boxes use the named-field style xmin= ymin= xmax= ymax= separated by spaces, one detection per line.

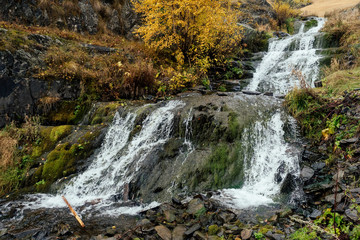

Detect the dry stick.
xmin=62 ymin=196 xmax=85 ymax=228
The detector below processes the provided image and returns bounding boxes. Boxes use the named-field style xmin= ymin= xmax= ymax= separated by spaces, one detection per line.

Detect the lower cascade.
xmin=1 ymin=18 xmax=326 ymax=220
xmin=216 ymin=112 xmax=300 ymax=209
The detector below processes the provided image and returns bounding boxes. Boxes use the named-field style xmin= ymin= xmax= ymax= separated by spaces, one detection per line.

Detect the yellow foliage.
xmin=272 ymin=0 xmax=300 ymax=27
xmin=132 ymin=0 xmax=243 ymax=73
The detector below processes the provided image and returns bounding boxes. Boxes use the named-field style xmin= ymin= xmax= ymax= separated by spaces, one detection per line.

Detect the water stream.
xmin=1 ymin=18 xmax=326 ymax=219
xmin=217 ymin=17 xmax=325 ymax=208
xmin=247 ymin=18 xmax=326 ymax=94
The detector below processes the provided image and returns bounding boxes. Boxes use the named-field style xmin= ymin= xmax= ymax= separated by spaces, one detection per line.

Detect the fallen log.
xmin=62 ymin=196 xmax=85 ymax=228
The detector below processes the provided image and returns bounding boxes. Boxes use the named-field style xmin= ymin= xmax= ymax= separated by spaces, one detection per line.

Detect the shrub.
xmin=133 ymin=0 xmax=243 ymax=74
xmin=272 ymin=0 xmax=300 ymax=28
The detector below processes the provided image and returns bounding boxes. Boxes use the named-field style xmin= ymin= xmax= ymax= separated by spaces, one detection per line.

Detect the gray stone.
xmin=105 ymin=227 xmax=117 ymax=236
xmin=0 ymin=228 xmax=7 ymax=237
xmin=301 ymin=166 xmax=315 ymax=181
xmin=184 ymin=224 xmax=201 ymax=236
xmin=265 ymin=231 xmax=285 ymax=240
xmin=280 ymin=174 xmax=297 ymax=194
xmin=172 ymin=225 xmax=186 ymax=240
xmin=78 ymin=0 xmax=98 ymax=34
xmin=311 ymin=162 xmax=326 ymax=171
xmin=333 ymin=170 xmax=345 ymax=181
xmin=350 ymin=188 xmax=360 ymax=194
xmin=345 ymin=209 xmax=359 ymax=221
xmin=187 ymin=198 xmax=205 ymax=215
xmin=155 ymin=225 xmax=172 ymax=240
xmin=241 ymin=229 xmax=253 ymax=240
xmin=324 ymin=193 xmax=344 ymax=204
xmin=164 ymin=210 xmax=176 ymax=222
xmin=194 ymin=231 xmax=207 ymax=240
xmin=340 ymin=138 xmax=358 ymax=146
xmin=309 ymin=209 xmax=322 ymax=219
xmin=218 ymin=211 xmax=236 ymax=223
xmin=242 ymin=90 xmax=261 ymax=95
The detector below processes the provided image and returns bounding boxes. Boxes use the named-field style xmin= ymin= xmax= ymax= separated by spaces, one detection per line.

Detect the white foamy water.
xmin=246 ymin=18 xmax=326 ymax=94
xmin=217 ymin=19 xmax=326 ymax=208
xmin=216 ymin=112 xmax=300 ymax=208
xmin=23 ymin=100 xmax=185 ymax=215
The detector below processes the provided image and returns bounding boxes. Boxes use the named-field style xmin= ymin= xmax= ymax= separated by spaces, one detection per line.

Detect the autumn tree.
xmin=132 ymin=0 xmax=243 ymax=74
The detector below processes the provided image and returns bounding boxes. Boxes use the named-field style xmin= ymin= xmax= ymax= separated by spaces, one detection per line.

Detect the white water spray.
xmin=24 ymin=100 xmax=185 ymax=214
xmin=247 ymin=18 xmax=326 ymax=94
xmin=217 ymin=112 xmax=300 ymax=208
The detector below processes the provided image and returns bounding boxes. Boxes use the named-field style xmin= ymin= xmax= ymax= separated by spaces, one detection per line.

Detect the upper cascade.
xmin=246 ymin=18 xmax=326 ymax=94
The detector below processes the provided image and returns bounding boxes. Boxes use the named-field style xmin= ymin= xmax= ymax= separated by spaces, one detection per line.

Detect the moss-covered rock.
xmin=46 ymin=101 xmax=89 ymax=125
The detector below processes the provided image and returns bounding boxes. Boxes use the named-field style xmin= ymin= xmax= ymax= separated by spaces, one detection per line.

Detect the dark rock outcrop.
xmin=0 ymin=0 xmax=138 ymax=36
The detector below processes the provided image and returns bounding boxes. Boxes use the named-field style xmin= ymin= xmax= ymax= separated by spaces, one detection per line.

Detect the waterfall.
xmin=23 ymin=100 xmax=185 ymax=214
xmin=216 ymin=112 xmax=300 ymax=208
xmin=216 ymin=18 xmax=325 ymax=208
xmin=246 ymin=18 xmax=326 ymax=94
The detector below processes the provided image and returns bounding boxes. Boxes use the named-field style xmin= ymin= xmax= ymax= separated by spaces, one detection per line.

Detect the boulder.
xmin=155 ymin=225 xmax=172 ymax=240
xmin=280 ymin=174 xmax=298 ymax=194
xmin=187 ymin=198 xmax=205 ymax=215
xmin=345 ymin=209 xmax=359 ymax=221
xmin=172 ymin=225 xmax=186 ymax=240
xmin=241 ymin=229 xmax=253 ymax=240
xmin=301 ymin=166 xmax=315 ymax=181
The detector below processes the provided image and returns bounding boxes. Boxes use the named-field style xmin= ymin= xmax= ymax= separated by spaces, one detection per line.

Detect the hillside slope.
xmin=301 ymin=0 xmax=360 ymax=16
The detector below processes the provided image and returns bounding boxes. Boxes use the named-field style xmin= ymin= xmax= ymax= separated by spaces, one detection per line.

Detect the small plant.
xmin=218 ymin=85 xmax=227 ymax=92
xmin=291 ymin=227 xmax=319 ymax=240
xmin=35 ymin=179 xmax=46 ymax=186
xmin=254 ymin=232 xmax=265 ymax=240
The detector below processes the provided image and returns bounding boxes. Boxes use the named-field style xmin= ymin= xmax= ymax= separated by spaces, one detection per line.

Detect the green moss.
xmin=202 ymin=143 xmax=245 ymax=188
xmin=259 ymin=225 xmax=273 ymax=234
xmin=50 ymin=125 xmax=73 ymax=142
xmin=227 ymin=112 xmax=240 ymax=142
xmin=208 ymin=225 xmax=219 ymax=235
xmin=31 ymin=125 xmax=73 ymax=158
xmin=286 ymin=18 xmax=295 ymax=34
xmin=305 ymin=19 xmax=318 ymax=31
xmin=90 ymin=102 xmax=122 ymax=125
xmin=47 ymin=101 xmax=89 ymax=125
xmin=195 ymin=206 xmax=206 ymax=218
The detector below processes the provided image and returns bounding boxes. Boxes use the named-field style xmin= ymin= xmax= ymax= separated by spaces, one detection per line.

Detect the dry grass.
xmin=301 ymin=0 xmax=359 ymax=17
xmin=38 ymin=96 xmax=61 ymax=114
xmin=0 ymin=134 xmax=18 ymax=169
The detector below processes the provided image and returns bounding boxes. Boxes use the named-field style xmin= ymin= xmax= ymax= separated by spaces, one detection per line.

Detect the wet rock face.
xmin=0 ymin=0 xmax=138 ymax=36
xmin=0 ymin=48 xmax=80 ymax=128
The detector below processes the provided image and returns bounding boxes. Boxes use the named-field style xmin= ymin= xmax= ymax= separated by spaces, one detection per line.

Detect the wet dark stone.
xmin=242 ymin=90 xmax=261 ymax=95
xmin=309 ymin=209 xmax=322 ymax=219
xmin=311 ymin=162 xmax=326 ymax=171
xmin=340 ymin=138 xmax=358 ymax=147
xmin=302 ymin=150 xmax=322 ymax=162
xmin=172 ymin=198 xmax=182 ymax=206
xmin=184 ymin=224 xmax=201 ymax=236
xmin=345 ymin=209 xmax=358 ymax=221
xmin=218 ymin=210 xmax=236 ymax=223
xmin=280 ymin=174 xmax=297 ymax=194
xmin=273 ymin=31 xmax=289 ymax=38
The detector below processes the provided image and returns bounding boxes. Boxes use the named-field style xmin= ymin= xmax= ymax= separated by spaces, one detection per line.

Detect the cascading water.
xmin=217 ymin=18 xmax=326 ymax=208
xmin=22 ymin=100 xmax=186 ymax=215
xmin=246 ymin=18 xmax=326 ymax=94
xmin=0 ymin=19 xmax=327 ymax=223
xmin=216 ymin=112 xmax=300 ymax=208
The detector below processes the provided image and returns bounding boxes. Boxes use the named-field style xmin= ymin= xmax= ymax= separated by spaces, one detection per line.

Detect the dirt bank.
xmin=301 ymin=0 xmax=360 ymax=17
